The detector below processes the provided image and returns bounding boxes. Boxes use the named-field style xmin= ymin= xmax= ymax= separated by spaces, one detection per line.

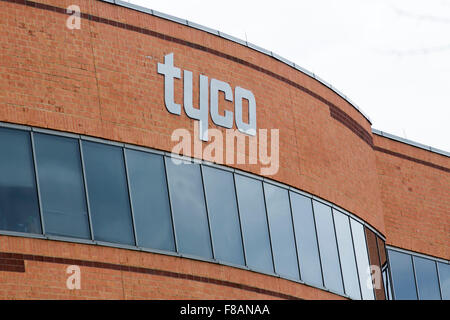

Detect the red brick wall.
xmin=374 ymin=135 xmax=450 ymax=260
xmin=0 ymin=235 xmax=344 ymax=300
xmin=0 ymin=0 xmax=385 ymax=235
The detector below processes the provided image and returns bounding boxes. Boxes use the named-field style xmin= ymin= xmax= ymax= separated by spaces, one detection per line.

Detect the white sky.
xmin=125 ymin=0 xmax=450 ymax=152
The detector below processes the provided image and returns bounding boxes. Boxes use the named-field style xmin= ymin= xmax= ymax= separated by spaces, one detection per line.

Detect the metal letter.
xmin=210 ymin=79 xmax=233 ymax=129
xmin=235 ymin=87 xmax=256 ymax=136
xmin=157 ymin=53 xmax=181 ymax=115
xmin=184 ymin=71 xmax=209 ymax=141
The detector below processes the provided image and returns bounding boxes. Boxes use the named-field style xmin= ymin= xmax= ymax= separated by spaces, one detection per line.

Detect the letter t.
xmin=157 ymin=53 xmax=181 ymax=115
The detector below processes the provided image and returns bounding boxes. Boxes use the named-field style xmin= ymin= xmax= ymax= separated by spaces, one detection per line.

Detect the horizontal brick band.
xmin=373 ymin=146 xmax=450 ymax=173
xmin=0 ymin=252 xmax=300 ymax=299
xmin=0 ymin=255 xmax=25 ymax=273
xmin=0 ymin=0 xmax=373 ymax=148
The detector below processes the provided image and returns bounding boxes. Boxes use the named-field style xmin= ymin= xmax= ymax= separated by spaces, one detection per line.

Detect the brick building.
xmin=0 ymin=0 xmax=448 ymax=300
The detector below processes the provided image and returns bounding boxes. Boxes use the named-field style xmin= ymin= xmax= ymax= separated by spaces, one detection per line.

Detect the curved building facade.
xmin=0 ymin=0 xmax=448 ymax=300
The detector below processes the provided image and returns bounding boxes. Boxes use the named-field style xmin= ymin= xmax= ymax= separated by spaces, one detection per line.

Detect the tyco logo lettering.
xmin=157 ymin=53 xmax=257 ymax=141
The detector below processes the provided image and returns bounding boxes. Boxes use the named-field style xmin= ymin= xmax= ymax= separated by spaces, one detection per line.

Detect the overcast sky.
xmin=126 ymin=0 xmax=450 ymax=152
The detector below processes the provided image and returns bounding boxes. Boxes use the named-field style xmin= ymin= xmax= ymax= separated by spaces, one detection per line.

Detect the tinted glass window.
xmin=351 ymin=219 xmax=375 ymax=300
xmin=235 ymin=174 xmax=274 ymax=273
xmin=165 ymin=159 xmax=212 ymax=259
xmin=82 ymin=141 xmax=135 ymax=245
xmin=0 ymin=128 xmax=41 ymax=234
xmin=333 ymin=209 xmax=361 ymax=299
xmin=437 ymin=262 xmax=450 ymax=300
xmin=202 ymin=166 xmax=245 ymax=266
xmin=388 ymin=249 xmax=418 ymax=300
xmin=413 ymin=256 xmax=441 ymax=300
xmin=365 ymin=227 xmax=385 ymax=300
xmin=313 ymin=201 xmax=344 ymax=294
xmin=264 ymin=183 xmax=299 ymax=280
xmin=125 ymin=149 xmax=175 ymax=251
xmin=34 ymin=133 xmax=90 ymax=239
xmin=289 ymin=192 xmax=323 ymax=286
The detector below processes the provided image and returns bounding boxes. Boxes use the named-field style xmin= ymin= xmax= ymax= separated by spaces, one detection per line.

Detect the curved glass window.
xmin=264 ymin=183 xmax=300 ymax=280
xmin=82 ymin=141 xmax=135 ymax=245
xmin=290 ymin=192 xmax=323 ymax=287
xmin=413 ymin=256 xmax=441 ymax=300
xmin=388 ymin=249 xmax=418 ymax=300
xmin=125 ymin=149 xmax=175 ymax=251
xmin=387 ymin=247 xmax=448 ymax=300
xmin=0 ymin=124 xmax=392 ymax=300
xmin=202 ymin=166 xmax=245 ymax=266
xmin=165 ymin=159 xmax=212 ymax=259
xmin=438 ymin=262 xmax=450 ymax=300
xmin=0 ymin=128 xmax=41 ymax=234
xmin=34 ymin=133 xmax=90 ymax=239
xmin=333 ymin=209 xmax=361 ymax=300
xmin=235 ymin=174 xmax=274 ymax=274
xmin=313 ymin=200 xmax=344 ymax=295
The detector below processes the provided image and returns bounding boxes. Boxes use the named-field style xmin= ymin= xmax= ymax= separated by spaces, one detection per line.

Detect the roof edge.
xmin=372 ymin=128 xmax=449 ymax=158
xmin=102 ymin=0 xmax=373 ymax=124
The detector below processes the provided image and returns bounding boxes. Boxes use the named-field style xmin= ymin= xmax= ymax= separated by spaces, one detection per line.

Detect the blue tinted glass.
xmin=438 ymin=262 xmax=450 ymax=300
xmin=313 ymin=201 xmax=344 ymax=294
xmin=202 ymin=166 xmax=245 ymax=266
xmin=264 ymin=183 xmax=299 ymax=280
xmin=413 ymin=256 xmax=441 ymax=300
xmin=125 ymin=149 xmax=175 ymax=252
xmin=289 ymin=192 xmax=323 ymax=286
xmin=388 ymin=250 xmax=418 ymax=300
xmin=333 ymin=209 xmax=361 ymax=299
xmin=235 ymin=174 xmax=274 ymax=273
xmin=0 ymin=128 xmax=41 ymax=234
xmin=351 ymin=219 xmax=374 ymax=300
xmin=82 ymin=141 xmax=135 ymax=245
xmin=165 ymin=158 xmax=212 ymax=259
xmin=34 ymin=133 xmax=90 ymax=239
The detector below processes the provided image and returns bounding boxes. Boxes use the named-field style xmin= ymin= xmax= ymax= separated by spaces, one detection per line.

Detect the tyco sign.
xmin=158 ymin=53 xmax=256 ymax=141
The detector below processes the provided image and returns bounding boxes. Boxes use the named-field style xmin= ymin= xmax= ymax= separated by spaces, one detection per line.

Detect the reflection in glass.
xmin=235 ymin=174 xmax=274 ymax=274
xmin=0 ymin=128 xmax=41 ymax=234
xmin=365 ymin=227 xmax=385 ymax=300
xmin=165 ymin=159 xmax=212 ymax=259
xmin=388 ymin=249 xmax=418 ymax=300
xmin=202 ymin=166 xmax=245 ymax=265
xmin=264 ymin=183 xmax=300 ymax=280
xmin=333 ymin=209 xmax=361 ymax=299
xmin=413 ymin=256 xmax=441 ymax=300
xmin=125 ymin=149 xmax=175 ymax=251
xmin=351 ymin=219 xmax=375 ymax=300
xmin=34 ymin=133 xmax=90 ymax=239
xmin=82 ymin=141 xmax=135 ymax=245
xmin=313 ymin=201 xmax=344 ymax=294
xmin=290 ymin=192 xmax=323 ymax=286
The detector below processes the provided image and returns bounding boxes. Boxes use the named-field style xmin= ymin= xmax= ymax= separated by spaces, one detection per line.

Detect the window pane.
xmin=165 ymin=158 xmax=212 ymax=259
xmin=438 ymin=262 xmax=450 ymax=300
xmin=34 ymin=133 xmax=90 ymax=239
xmin=125 ymin=149 xmax=175 ymax=252
xmin=264 ymin=183 xmax=299 ymax=280
xmin=0 ymin=128 xmax=41 ymax=234
xmin=313 ymin=201 xmax=344 ymax=294
xmin=235 ymin=174 xmax=274 ymax=273
xmin=388 ymin=250 xmax=417 ymax=300
xmin=365 ymin=227 xmax=385 ymax=300
xmin=413 ymin=256 xmax=441 ymax=300
xmin=290 ymin=192 xmax=323 ymax=286
xmin=351 ymin=219 xmax=375 ymax=300
xmin=202 ymin=166 xmax=244 ymax=266
xmin=82 ymin=141 xmax=135 ymax=245
xmin=333 ymin=209 xmax=361 ymax=299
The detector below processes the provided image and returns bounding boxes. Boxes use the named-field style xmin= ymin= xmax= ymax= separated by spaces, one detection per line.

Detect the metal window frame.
xmin=0 ymin=121 xmax=392 ymax=300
